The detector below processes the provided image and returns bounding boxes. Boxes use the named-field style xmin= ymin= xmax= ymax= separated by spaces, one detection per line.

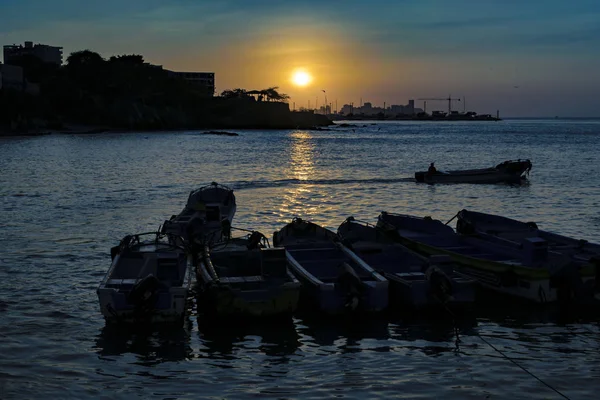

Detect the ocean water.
xmin=1 ymin=120 xmax=600 ymax=399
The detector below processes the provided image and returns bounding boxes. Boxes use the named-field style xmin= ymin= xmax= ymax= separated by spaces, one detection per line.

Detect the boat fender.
xmin=425 ymin=266 xmax=454 ymax=302
xmin=128 ymin=274 xmax=162 ymax=309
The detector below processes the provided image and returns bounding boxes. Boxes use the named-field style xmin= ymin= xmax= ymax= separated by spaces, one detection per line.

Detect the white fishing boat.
xmin=337 ymin=217 xmax=476 ymax=310
xmin=377 ymin=212 xmax=596 ymax=304
xmin=415 ymin=159 xmax=532 ymax=184
xmin=273 ymin=218 xmax=388 ymax=315
xmin=161 ymin=182 xmax=237 ymax=243
xmin=97 ymin=232 xmax=193 ymax=323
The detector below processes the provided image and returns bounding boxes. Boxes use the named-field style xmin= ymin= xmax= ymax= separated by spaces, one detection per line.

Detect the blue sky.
xmin=2 ymin=0 xmax=600 ymax=116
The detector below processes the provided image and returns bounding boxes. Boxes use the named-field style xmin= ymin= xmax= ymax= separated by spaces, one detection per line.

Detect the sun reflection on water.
xmin=289 ymin=131 xmax=315 ymax=182
xmin=277 ymin=131 xmax=322 ymax=223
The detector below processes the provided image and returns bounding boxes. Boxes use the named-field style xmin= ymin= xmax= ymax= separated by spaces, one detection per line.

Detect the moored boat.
xmin=161 ymin=182 xmax=237 ymax=243
xmin=273 ymin=217 xmax=388 ymax=315
xmin=337 ymin=217 xmax=476 ymax=310
xmin=196 ymin=229 xmax=301 ymax=318
xmin=456 ymin=209 xmax=600 ymax=265
xmin=376 ymin=212 xmax=597 ymax=304
xmin=97 ymin=232 xmax=193 ymax=324
xmin=415 ymin=159 xmax=532 ymax=184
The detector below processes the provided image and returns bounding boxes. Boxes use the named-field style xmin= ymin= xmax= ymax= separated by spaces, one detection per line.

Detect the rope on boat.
xmin=445 ymin=212 xmax=459 ymax=226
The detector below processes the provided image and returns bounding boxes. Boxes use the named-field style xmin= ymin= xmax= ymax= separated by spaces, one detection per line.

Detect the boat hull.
xmin=199 ymin=279 xmax=300 ymax=318
xmin=377 ymin=212 xmax=595 ymax=304
xmin=415 ymin=159 xmax=532 ymax=184
xmin=457 ymin=209 xmax=600 ymax=262
xmin=274 ymin=218 xmax=389 ymax=315
xmin=98 ymin=285 xmax=189 ymax=323
xmin=337 ymin=219 xmax=476 ymax=310
xmin=197 ymin=243 xmax=301 ymax=318
xmin=97 ymin=233 xmax=193 ymax=324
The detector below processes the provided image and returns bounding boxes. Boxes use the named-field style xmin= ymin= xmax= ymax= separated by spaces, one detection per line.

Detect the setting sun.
xmin=291 ymin=70 xmax=312 ymax=87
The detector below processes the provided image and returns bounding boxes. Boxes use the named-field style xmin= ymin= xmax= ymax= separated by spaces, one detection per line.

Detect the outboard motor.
xmin=128 ymin=274 xmax=162 ymax=317
xmin=425 ymin=265 xmax=454 ymax=303
xmin=336 ymin=262 xmax=366 ymax=311
xmin=247 ymin=231 xmax=265 ymax=250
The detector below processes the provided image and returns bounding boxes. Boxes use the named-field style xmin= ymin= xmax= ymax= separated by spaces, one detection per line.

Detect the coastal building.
xmin=0 ymin=63 xmax=25 ymax=91
xmin=340 ymin=99 xmax=421 ymax=116
xmin=166 ymin=70 xmax=215 ymax=95
xmin=3 ymin=41 xmax=63 ymax=65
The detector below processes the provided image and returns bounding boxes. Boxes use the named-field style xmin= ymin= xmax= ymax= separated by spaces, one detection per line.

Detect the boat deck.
xmin=398 ymin=229 xmax=523 ymax=264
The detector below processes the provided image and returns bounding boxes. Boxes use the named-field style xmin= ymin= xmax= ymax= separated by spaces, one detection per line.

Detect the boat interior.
xmin=105 ymin=249 xmax=187 ymax=289
xmin=285 ymin=241 xmax=372 ymax=283
xmin=207 ymin=244 xmax=290 ymax=288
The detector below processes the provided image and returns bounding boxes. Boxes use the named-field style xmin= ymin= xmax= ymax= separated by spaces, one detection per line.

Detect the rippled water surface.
xmin=1 ymin=120 xmax=600 ymax=399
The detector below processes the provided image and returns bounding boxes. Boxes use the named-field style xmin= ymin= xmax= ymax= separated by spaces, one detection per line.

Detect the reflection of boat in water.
xmin=377 ymin=212 xmax=596 ymax=304
xmin=273 ymin=218 xmax=388 ymax=315
xmin=97 ymin=232 xmax=193 ymax=324
xmin=161 ymin=182 xmax=236 ymax=242
xmin=337 ymin=217 xmax=476 ymax=310
xmin=296 ymin=314 xmax=390 ymax=347
xmin=95 ymin=322 xmax=193 ymax=362
xmin=197 ymin=317 xmax=300 ymax=356
xmin=197 ymin=229 xmax=301 ymax=318
xmin=415 ymin=159 xmax=532 ymax=184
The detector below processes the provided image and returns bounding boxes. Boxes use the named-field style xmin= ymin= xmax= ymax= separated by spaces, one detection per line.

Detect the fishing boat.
xmin=377 ymin=212 xmax=597 ymax=304
xmin=97 ymin=232 xmax=193 ymax=323
xmin=337 ymin=217 xmax=476 ymax=309
xmin=197 ymin=229 xmax=301 ymax=318
xmin=414 ymin=159 xmax=532 ymax=184
xmin=161 ymin=182 xmax=237 ymax=242
xmin=456 ymin=209 xmax=600 ymax=265
xmin=273 ymin=217 xmax=388 ymax=314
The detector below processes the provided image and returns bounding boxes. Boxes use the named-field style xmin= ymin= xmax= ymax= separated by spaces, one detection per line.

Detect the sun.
xmin=291 ymin=70 xmax=312 ymax=87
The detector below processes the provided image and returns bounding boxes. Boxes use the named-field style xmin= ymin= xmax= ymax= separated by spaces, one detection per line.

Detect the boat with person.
xmin=455 ymin=209 xmax=600 ymax=269
xmin=337 ymin=217 xmax=476 ymax=310
xmin=273 ymin=217 xmax=388 ymax=314
xmin=161 ymin=182 xmax=237 ymax=243
xmin=196 ymin=228 xmax=301 ymax=318
xmin=97 ymin=231 xmax=193 ymax=324
xmin=414 ymin=159 xmax=532 ymax=184
xmin=376 ymin=212 xmax=597 ymax=304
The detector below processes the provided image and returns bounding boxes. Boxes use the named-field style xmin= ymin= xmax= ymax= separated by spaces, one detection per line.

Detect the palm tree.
xmin=263 ymin=87 xmax=289 ymax=102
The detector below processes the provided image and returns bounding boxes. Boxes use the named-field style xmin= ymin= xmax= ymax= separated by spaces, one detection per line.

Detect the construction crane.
xmin=417 ymin=95 xmax=461 ymax=114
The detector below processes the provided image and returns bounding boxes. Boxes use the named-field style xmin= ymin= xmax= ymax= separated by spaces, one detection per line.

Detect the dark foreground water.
xmin=1 ymin=120 xmax=600 ymax=399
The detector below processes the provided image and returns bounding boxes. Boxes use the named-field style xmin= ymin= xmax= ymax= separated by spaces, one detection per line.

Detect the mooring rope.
xmin=475 ymin=333 xmax=570 ymax=400
xmin=438 ymin=301 xmax=570 ymax=400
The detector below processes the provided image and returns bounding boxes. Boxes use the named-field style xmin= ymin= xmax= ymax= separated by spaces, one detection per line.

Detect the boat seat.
xmin=105 ymin=278 xmax=139 ymax=288
xmin=219 ymin=275 xmax=265 ymax=284
xmin=443 ymin=246 xmax=476 ymax=251
xmin=287 ymin=247 xmax=338 ymax=253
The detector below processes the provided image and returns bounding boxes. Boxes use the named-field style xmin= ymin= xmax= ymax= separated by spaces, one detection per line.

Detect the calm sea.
xmin=1 ymin=120 xmax=599 ymax=399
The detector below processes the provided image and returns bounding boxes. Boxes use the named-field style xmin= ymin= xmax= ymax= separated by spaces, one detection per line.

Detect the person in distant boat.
xmin=428 ymin=162 xmax=437 ymax=174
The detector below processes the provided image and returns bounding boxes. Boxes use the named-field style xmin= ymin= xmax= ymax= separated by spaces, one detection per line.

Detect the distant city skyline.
xmin=1 ymin=0 xmax=599 ymax=117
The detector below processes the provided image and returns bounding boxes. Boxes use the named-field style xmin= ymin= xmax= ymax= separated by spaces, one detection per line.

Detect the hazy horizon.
xmin=2 ymin=0 xmax=599 ymax=117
